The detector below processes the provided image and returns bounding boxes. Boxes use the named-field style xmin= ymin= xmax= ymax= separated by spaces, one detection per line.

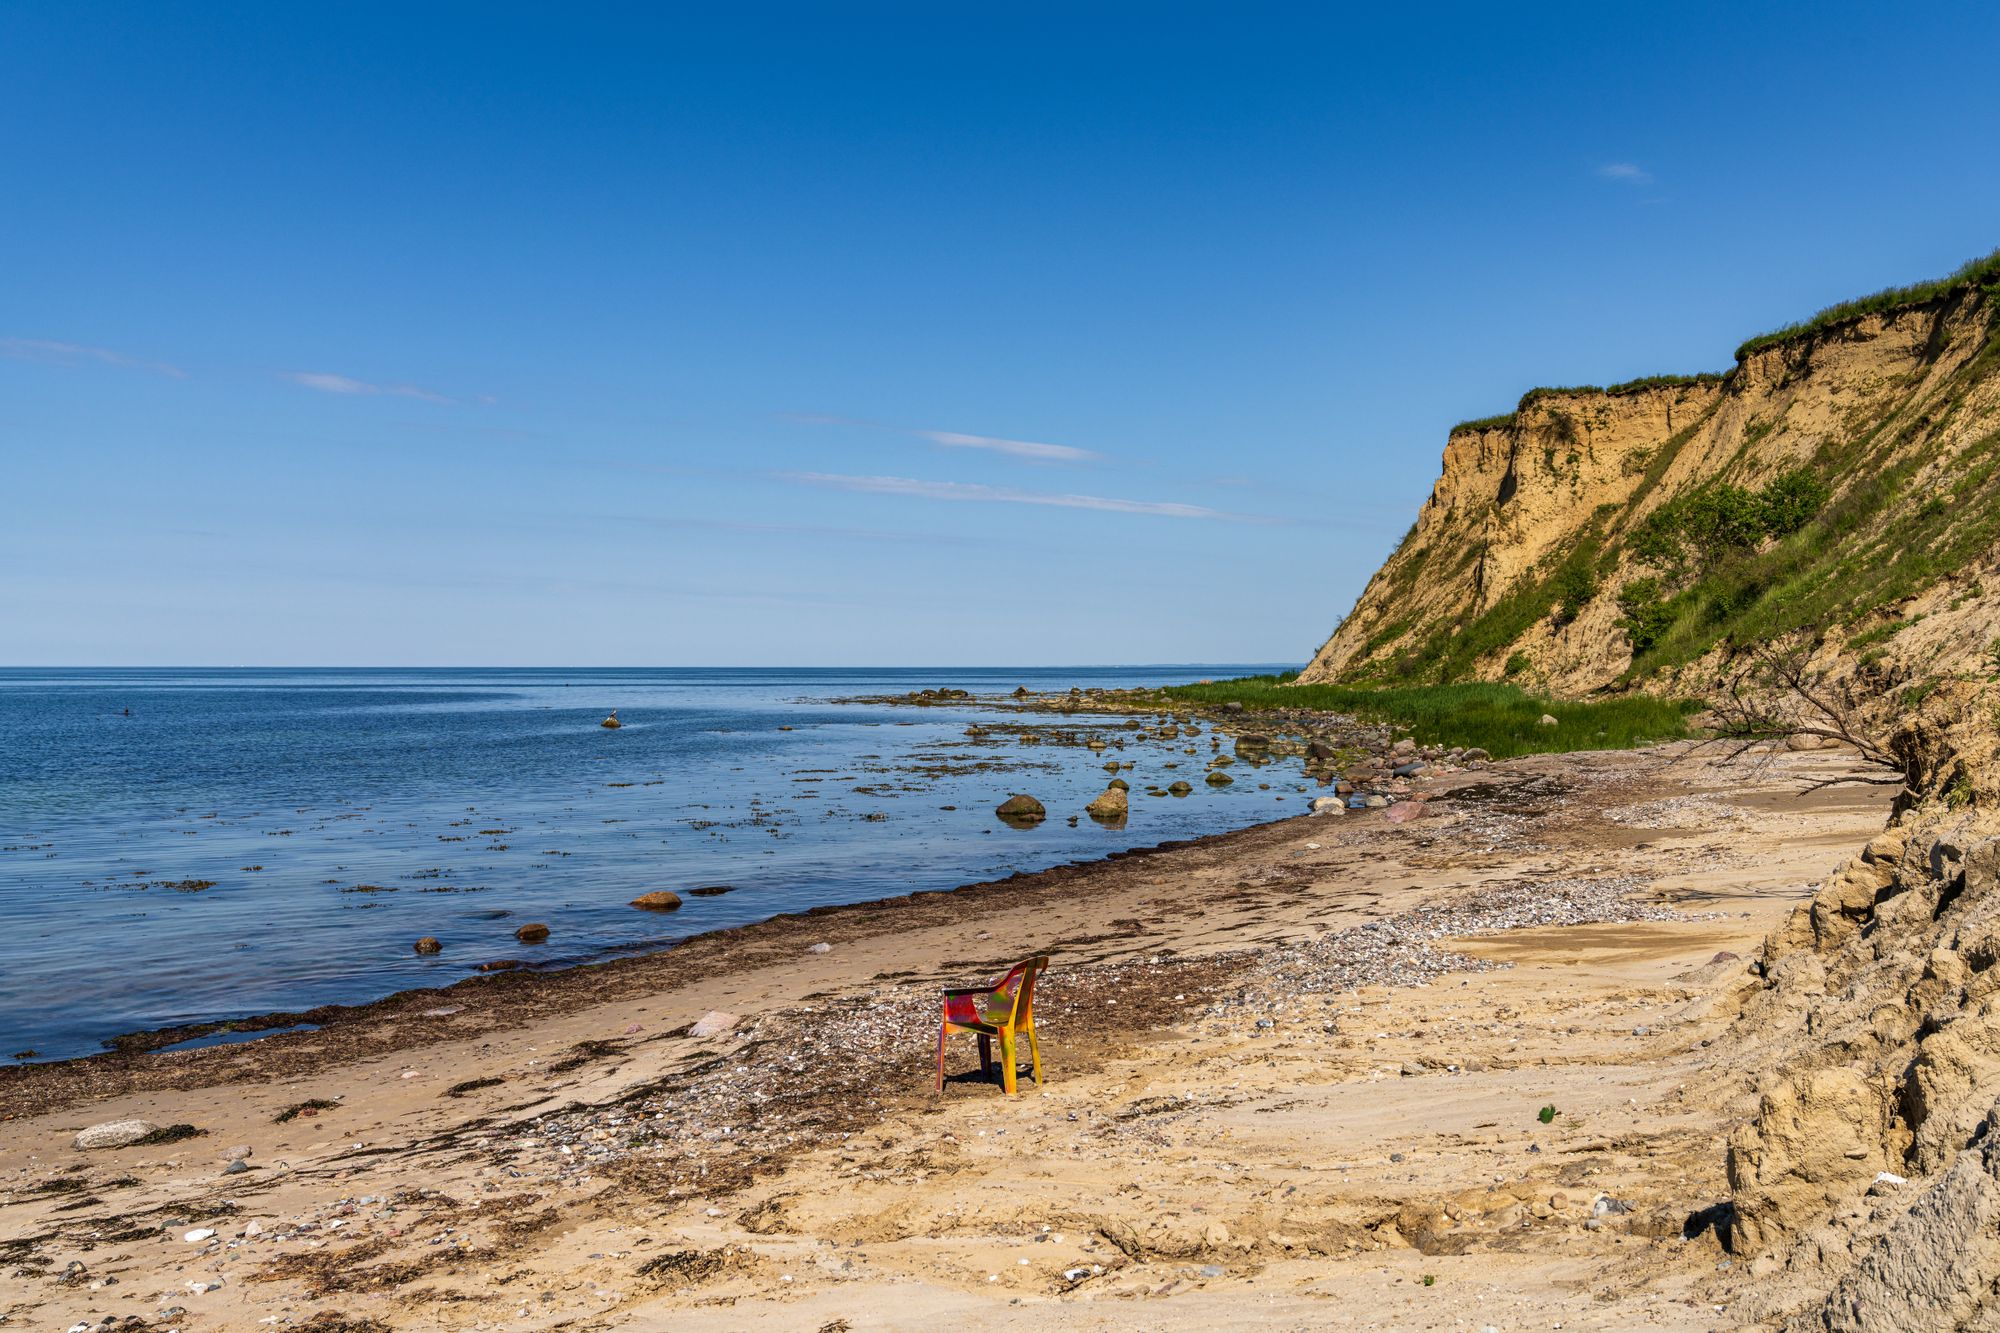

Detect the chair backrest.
xmin=994 ymin=955 xmax=1050 ymax=1025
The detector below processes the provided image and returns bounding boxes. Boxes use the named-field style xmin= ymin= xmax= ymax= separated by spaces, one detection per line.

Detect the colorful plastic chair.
xmin=936 ymin=955 xmax=1048 ymax=1095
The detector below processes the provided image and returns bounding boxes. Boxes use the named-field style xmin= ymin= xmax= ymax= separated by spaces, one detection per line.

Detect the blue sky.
xmin=5 ymin=3 xmax=1998 ymax=666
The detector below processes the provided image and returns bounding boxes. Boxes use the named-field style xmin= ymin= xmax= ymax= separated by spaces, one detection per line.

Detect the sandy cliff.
xmin=1301 ymin=261 xmax=2000 ymax=699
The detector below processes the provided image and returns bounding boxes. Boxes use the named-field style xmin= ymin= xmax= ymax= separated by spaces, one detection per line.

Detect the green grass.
xmin=1449 ymin=374 xmax=1725 ymax=437
xmin=1734 ymin=246 xmax=2000 ymax=362
xmin=1148 ymin=675 xmax=1698 ymax=759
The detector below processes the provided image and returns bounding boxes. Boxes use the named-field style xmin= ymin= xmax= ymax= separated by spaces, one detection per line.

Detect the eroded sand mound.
xmin=1724 ymin=804 xmax=2000 ymax=1329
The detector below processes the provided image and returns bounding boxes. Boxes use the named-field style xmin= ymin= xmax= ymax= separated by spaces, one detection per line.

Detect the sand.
xmin=0 ymin=742 xmax=1891 ymax=1331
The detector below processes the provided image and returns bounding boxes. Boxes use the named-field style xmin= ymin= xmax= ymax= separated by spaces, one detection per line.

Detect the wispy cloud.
xmin=916 ymin=429 xmax=1102 ymax=463
xmin=1 ymin=338 xmax=185 ymax=378
xmin=1596 ymin=162 xmax=1654 ymax=186
xmin=780 ymin=412 xmax=1104 ymax=464
xmin=283 ymin=371 xmax=456 ymax=404
xmin=778 ymin=472 xmax=1274 ymax=523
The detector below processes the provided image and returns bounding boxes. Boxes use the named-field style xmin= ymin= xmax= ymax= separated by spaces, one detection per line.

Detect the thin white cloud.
xmin=283 ymin=371 xmax=455 ymax=404
xmin=0 ymin=337 xmax=185 ymax=378
xmin=916 ymin=429 xmax=1102 ymax=463
xmin=1596 ymin=162 xmax=1654 ymax=185
xmin=778 ymin=471 xmax=1273 ymax=523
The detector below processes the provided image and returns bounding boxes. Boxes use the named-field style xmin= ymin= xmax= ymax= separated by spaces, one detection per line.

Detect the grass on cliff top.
xmin=1449 ymin=372 xmax=1726 ymax=436
xmin=1151 ymin=675 xmax=1698 ymax=759
xmin=1733 ymin=246 xmax=2000 ymax=362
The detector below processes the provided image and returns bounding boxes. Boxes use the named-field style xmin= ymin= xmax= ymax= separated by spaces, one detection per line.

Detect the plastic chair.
xmin=935 ymin=955 xmax=1048 ymax=1095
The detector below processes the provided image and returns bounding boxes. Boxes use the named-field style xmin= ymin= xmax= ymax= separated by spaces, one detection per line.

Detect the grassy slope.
xmin=1150 ymin=675 xmax=1696 ymax=759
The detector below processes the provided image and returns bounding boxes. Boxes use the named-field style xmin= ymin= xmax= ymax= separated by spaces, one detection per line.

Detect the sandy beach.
xmin=0 ymin=738 xmax=1891 ymax=1331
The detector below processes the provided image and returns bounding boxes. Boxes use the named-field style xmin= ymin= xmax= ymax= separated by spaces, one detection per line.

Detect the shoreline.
xmin=0 ymin=740 xmax=1894 ymax=1329
xmin=0 ymin=801 xmax=1322 ymax=1115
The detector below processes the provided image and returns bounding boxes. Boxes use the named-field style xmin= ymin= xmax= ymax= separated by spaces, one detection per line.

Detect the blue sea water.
xmin=0 ymin=666 xmax=1299 ymax=1061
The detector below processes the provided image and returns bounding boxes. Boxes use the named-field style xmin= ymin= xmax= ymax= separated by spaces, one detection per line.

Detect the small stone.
xmin=1168 ymin=781 xmax=1193 ymax=797
xmin=413 ymin=936 xmax=443 ymax=954
xmin=1309 ymin=796 xmax=1344 ymax=814
xmin=73 ymin=1119 xmax=162 ymax=1150
xmin=1538 ymin=714 xmax=1559 ymax=727
xmin=1205 ymin=770 xmax=1233 ymax=787
xmin=809 ymin=942 xmax=832 ymax=954
xmin=996 ymin=794 xmax=1047 ymax=824
xmin=184 ymin=1228 xmax=216 ymax=1243
xmin=223 ymin=1159 xmax=249 ymax=1175
xmin=630 ymin=891 xmax=683 ymax=911
xmin=514 ymin=922 xmax=550 ymax=943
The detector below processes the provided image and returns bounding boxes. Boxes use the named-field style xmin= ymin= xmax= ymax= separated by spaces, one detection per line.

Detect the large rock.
xmin=1309 ymin=796 xmax=1345 ymax=814
xmin=514 ymin=923 xmax=550 ymax=943
xmin=1205 ymin=770 xmax=1233 ymax=787
xmin=996 ymin=794 xmax=1047 ymax=824
xmin=74 ymin=1119 xmax=163 ymax=1150
xmin=1086 ymin=788 xmax=1128 ymax=820
xmin=1168 ymin=781 xmax=1193 ymax=796
xmin=630 ymin=891 xmax=683 ymax=911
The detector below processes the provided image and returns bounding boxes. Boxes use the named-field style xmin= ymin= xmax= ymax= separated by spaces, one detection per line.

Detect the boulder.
xmin=413 ymin=936 xmax=442 ymax=955
xmin=1012 ymin=685 xmax=1031 ymax=698
xmin=1086 ymin=788 xmax=1129 ymax=820
xmin=514 ymin=923 xmax=550 ymax=943
xmin=1205 ymin=770 xmax=1234 ymax=787
xmin=996 ymin=794 xmax=1047 ymax=824
xmin=1538 ymin=714 xmax=1559 ymax=727
xmin=630 ymin=890 xmax=684 ymax=911
xmin=1168 ymin=781 xmax=1193 ymax=796
xmin=1108 ymin=777 xmax=1130 ymax=791
xmin=1222 ymin=701 xmax=1244 ymax=713
xmin=689 ymin=1010 xmax=740 ymax=1039
xmin=73 ymin=1119 xmax=163 ymax=1151
xmin=1309 ymin=796 xmax=1345 ymax=814
xmin=1461 ymin=747 xmax=1490 ymax=762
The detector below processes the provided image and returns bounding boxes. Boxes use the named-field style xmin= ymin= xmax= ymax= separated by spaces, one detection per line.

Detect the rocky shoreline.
xmin=0 ymin=740 xmax=1896 ymax=1330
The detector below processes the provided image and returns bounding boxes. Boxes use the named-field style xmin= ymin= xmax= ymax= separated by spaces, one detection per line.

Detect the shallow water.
xmin=0 ymin=666 xmax=1301 ymax=1061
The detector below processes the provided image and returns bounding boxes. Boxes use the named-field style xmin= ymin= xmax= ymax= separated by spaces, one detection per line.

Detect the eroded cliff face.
xmin=1299 ymin=285 xmax=2000 ymax=696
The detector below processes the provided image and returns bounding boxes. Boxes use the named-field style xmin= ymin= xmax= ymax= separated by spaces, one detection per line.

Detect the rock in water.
xmin=74 ymin=1120 xmax=162 ymax=1150
xmin=1086 ymin=788 xmax=1128 ymax=820
xmin=1206 ymin=770 xmax=1234 ymax=787
xmin=996 ymin=794 xmax=1047 ymax=824
xmin=1107 ymin=777 xmax=1130 ymax=791
xmin=1309 ymin=796 xmax=1345 ymax=814
xmin=630 ymin=891 xmax=683 ymax=912
xmin=413 ymin=936 xmax=442 ymax=955
xmin=1168 ymin=780 xmax=1193 ymax=796
xmin=514 ymin=923 xmax=550 ymax=943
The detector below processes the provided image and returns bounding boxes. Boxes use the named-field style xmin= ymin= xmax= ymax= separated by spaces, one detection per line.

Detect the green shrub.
xmin=1503 ymin=651 xmax=1531 ymax=676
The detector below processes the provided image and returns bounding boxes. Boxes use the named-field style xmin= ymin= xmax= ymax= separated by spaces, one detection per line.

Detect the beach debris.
xmin=73 ymin=1119 xmax=162 ymax=1150
xmin=1538 ymin=1105 xmax=1558 ymax=1124
xmin=995 ymin=794 xmax=1046 ymax=825
xmin=631 ymin=890 xmax=684 ymax=911
xmin=413 ymin=936 xmax=443 ymax=954
xmin=274 ymin=1098 xmax=340 ymax=1122
xmin=690 ymin=1010 xmax=740 ymax=1038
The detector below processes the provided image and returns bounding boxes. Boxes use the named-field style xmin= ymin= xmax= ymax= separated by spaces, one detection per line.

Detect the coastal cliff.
xmin=1301 ymin=253 xmax=2000 ymax=701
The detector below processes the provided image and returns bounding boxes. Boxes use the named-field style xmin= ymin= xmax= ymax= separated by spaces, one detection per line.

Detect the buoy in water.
xmin=601 ymin=710 xmax=622 ymax=729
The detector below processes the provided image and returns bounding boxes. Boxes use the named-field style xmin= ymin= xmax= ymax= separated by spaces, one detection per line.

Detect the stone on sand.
xmin=690 ymin=1011 xmax=740 ymax=1039
xmin=74 ymin=1120 xmax=163 ymax=1151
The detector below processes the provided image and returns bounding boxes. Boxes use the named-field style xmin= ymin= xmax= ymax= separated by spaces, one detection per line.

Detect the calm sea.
xmin=0 ymin=666 xmax=1299 ymax=1061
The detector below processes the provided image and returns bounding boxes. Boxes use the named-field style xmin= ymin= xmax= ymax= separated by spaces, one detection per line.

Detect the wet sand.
xmin=0 ymin=741 xmax=1890 ymax=1330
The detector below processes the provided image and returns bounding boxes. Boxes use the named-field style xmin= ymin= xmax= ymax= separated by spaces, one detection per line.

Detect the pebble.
xmin=808 ymin=942 xmax=832 ymax=954
xmin=183 ymin=1229 xmax=216 ymax=1243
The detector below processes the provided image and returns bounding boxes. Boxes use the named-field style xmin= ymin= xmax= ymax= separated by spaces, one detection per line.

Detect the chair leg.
xmin=935 ymin=1024 xmax=948 ymax=1092
xmin=977 ymin=1033 xmax=993 ymax=1082
xmin=1000 ymin=1030 xmax=1018 ymax=1096
xmin=1026 ymin=1023 xmax=1043 ymax=1086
